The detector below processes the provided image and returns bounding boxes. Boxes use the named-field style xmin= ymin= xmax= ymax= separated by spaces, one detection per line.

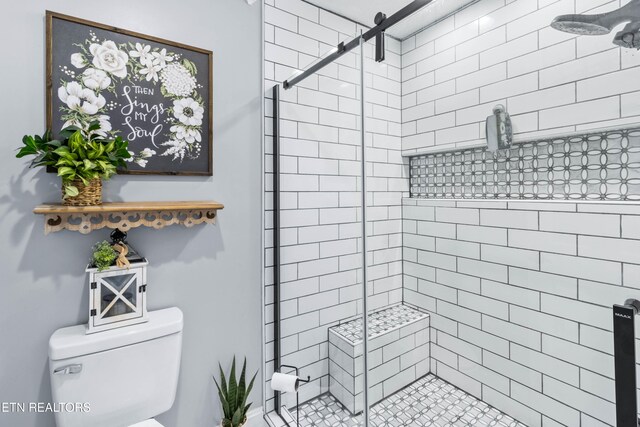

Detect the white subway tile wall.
xmin=264 ymin=0 xmax=408 ymax=412
xmin=401 ymin=0 xmax=640 ymax=156
xmin=403 ymin=198 xmax=640 ymax=426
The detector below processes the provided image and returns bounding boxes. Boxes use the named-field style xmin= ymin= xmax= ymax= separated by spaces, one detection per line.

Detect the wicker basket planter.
xmin=62 ymin=178 xmax=103 ymax=206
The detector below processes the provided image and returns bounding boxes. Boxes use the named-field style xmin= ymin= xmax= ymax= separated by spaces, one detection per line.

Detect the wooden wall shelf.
xmin=34 ymin=201 xmax=224 ymax=234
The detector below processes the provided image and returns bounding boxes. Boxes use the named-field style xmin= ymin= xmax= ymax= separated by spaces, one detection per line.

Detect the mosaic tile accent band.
xmin=409 ymin=128 xmax=640 ymax=200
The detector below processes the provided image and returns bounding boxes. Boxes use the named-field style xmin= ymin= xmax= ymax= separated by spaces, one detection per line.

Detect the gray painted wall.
xmin=0 ymin=1 xmax=263 ymax=426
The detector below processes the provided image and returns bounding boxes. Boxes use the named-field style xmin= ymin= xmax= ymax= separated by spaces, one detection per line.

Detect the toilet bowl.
xmin=48 ymin=307 xmax=183 ymax=427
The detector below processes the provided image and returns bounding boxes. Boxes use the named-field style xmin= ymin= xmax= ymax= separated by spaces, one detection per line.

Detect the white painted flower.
xmin=92 ymin=115 xmax=113 ymax=136
xmin=159 ymin=63 xmax=197 ymax=97
xmin=89 ymin=40 xmax=129 ymax=78
xmin=172 ymin=98 xmax=204 ymax=126
xmin=129 ymin=43 xmax=151 ymax=64
xmin=58 ymin=82 xmax=106 ymax=115
xmin=58 ymin=82 xmax=83 ymax=110
xmin=82 ymin=68 xmax=111 ymax=91
xmin=134 ymin=158 xmax=149 ymax=167
xmin=70 ymin=53 xmax=87 ymax=69
xmin=160 ymin=139 xmax=188 ymax=161
xmin=139 ymin=64 xmax=162 ymax=82
xmin=80 ymin=90 xmax=106 ymax=115
xmin=152 ymin=48 xmax=174 ymax=68
xmin=140 ymin=148 xmax=156 ymax=158
xmin=170 ymin=124 xmax=201 ymax=144
xmin=61 ymin=114 xmax=112 ymax=138
xmin=125 ymin=150 xmax=135 ymax=162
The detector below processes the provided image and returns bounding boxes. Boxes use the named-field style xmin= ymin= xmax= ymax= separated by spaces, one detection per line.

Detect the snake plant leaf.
xmin=213 ymin=378 xmax=230 ymax=418
xmin=213 ymin=376 xmax=231 ymax=419
xmin=228 ymin=357 xmax=238 ymax=413
xmin=240 ymin=371 xmax=257 ymax=411
xmin=218 ymin=363 xmax=228 ymax=400
xmin=231 ymin=406 xmax=244 ymax=426
xmin=236 ymin=358 xmax=247 ymax=412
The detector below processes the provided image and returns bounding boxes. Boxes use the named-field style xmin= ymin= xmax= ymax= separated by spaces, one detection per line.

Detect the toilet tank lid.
xmin=49 ymin=307 xmax=183 ymax=361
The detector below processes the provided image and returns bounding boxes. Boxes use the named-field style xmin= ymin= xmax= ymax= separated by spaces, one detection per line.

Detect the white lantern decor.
xmin=86 ymin=260 xmax=148 ymax=334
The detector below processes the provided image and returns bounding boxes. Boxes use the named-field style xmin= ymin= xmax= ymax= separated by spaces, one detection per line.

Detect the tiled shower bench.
xmin=328 ymin=304 xmax=430 ymax=415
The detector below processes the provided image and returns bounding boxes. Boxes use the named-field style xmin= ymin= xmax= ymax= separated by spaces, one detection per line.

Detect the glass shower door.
xmin=268 ymin=34 xmax=367 ymax=426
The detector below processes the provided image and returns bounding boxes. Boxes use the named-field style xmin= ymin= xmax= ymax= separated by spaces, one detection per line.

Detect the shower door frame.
xmin=270 ymin=34 xmax=371 ymax=427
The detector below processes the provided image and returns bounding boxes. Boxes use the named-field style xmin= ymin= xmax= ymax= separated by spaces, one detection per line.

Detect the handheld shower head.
xmin=551 ymin=0 xmax=640 ymax=49
xmin=551 ymin=14 xmax=613 ymax=35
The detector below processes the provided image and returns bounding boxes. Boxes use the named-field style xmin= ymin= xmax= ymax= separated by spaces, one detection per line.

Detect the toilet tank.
xmin=49 ymin=307 xmax=183 ymax=427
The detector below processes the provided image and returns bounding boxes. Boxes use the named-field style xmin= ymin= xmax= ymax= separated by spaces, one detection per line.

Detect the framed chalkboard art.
xmin=46 ymin=11 xmax=213 ymax=176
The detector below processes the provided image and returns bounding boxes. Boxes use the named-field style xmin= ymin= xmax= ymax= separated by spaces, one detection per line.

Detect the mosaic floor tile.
xmin=294 ymin=374 xmax=526 ymax=427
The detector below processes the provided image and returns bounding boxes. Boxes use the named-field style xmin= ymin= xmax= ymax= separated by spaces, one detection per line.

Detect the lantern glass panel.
xmin=100 ymin=273 xmax=138 ymax=319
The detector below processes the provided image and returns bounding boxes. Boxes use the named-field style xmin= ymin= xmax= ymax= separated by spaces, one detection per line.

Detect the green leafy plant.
xmin=91 ymin=241 xmax=118 ymax=271
xmin=15 ymin=123 xmax=131 ymax=198
xmin=213 ymin=357 xmax=257 ymax=427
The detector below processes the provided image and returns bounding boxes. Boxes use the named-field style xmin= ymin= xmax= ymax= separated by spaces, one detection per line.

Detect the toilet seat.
xmin=129 ymin=420 xmax=163 ymax=427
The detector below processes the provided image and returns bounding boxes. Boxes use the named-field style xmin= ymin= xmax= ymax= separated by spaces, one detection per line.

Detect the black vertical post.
xmin=614 ymin=302 xmax=639 ymax=427
xmin=272 ymin=84 xmax=282 ymax=416
xmin=374 ymin=12 xmax=386 ymax=63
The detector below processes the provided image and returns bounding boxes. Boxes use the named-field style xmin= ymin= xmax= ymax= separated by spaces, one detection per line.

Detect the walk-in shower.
xmin=264 ymin=0 xmax=640 ymax=426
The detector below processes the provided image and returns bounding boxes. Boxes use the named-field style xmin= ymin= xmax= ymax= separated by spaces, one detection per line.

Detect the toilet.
xmin=48 ymin=307 xmax=183 ymax=427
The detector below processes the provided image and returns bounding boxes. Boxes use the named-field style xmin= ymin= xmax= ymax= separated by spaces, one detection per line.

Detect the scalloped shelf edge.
xmin=33 ymin=201 xmax=224 ymax=234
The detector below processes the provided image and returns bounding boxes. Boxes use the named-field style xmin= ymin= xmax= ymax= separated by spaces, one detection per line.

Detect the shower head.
xmin=551 ymin=0 xmax=640 ymax=49
xmin=551 ymin=14 xmax=613 ymax=35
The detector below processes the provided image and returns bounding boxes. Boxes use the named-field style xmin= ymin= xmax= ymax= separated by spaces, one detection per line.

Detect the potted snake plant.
xmin=214 ymin=357 xmax=257 ymax=427
xmin=16 ymin=122 xmax=130 ymax=206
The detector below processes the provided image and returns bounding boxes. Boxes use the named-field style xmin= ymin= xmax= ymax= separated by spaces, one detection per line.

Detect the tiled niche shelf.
xmin=33 ymin=201 xmax=224 ymax=235
xmin=409 ymin=127 xmax=640 ymax=201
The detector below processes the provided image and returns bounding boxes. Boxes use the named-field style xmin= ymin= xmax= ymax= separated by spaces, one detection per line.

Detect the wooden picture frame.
xmin=46 ymin=11 xmax=213 ymax=176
